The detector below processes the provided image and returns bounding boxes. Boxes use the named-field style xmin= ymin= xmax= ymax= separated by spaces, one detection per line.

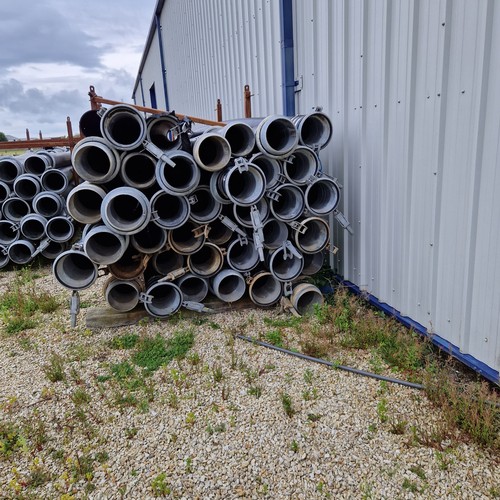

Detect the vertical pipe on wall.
xmin=156 ymin=12 xmax=170 ymax=110
xmin=139 ymin=76 xmax=146 ymax=107
xmin=279 ymin=0 xmax=296 ymax=116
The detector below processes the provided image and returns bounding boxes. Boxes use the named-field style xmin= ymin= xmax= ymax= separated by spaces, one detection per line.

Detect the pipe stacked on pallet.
xmin=0 ymin=149 xmax=76 ymax=267
xmin=53 ymin=105 xmax=340 ymax=317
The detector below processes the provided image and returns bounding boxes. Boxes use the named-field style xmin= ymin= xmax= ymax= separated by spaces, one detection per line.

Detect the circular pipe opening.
xmin=284 ymin=147 xmax=319 ymax=184
xmin=33 ymin=193 xmax=63 ymax=217
xmin=151 ymin=191 xmax=190 ymax=229
xmin=168 ymin=223 xmax=204 ymax=255
xmin=54 ymin=251 xmax=97 ymax=290
xmin=227 ymin=240 xmax=259 ymax=272
xmin=299 ymin=113 xmax=332 ymax=149
xmin=207 ymin=218 xmax=232 ymax=245
xmin=306 ymin=179 xmax=340 ymax=215
xmin=0 ymin=159 xmax=22 ymax=183
xmin=24 ymin=156 xmax=49 ymax=175
xmin=251 ymin=155 xmax=282 ymax=188
xmin=103 ymin=189 xmax=150 ymax=234
xmin=147 ymin=116 xmax=182 ymax=150
xmin=67 ymin=186 xmax=105 ymax=224
xmin=79 ymin=109 xmax=102 ymax=138
xmin=3 ymin=198 xmax=30 ymax=221
xmin=178 ymin=274 xmax=208 ymax=302
xmin=257 ymin=117 xmax=298 ymax=158
xmin=121 ymin=152 xmax=156 ymax=188
xmin=146 ymin=283 xmax=182 ymax=317
xmin=21 ymin=216 xmax=46 ymax=240
xmin=9 ymin=241 xmax=34 ymax=265
xmin=42 ymin=241 xmax=67 ymax=260
xmin=223 ymin=123 xmax=255 ymax=157
xmin=262 ymin=219 xmax=289 ymax=249
xmin=250 ymin=273 xmax=282 ymax=306
xmin=157 ymin=154 xmax=199 ymax=194
xmin=85 ymin=230 xmax=126 ymax=265
xmin=271 ymin=185 xmax=305 ymax=221
xmin=195 ymin=135 xmax=230 ymax=171
xmin=188 ymin=244 xmax=222 ymax=277
xmin=190 ymin=187 xmax=221 ymax=223
xmin=108 ymin=246 xmax=145 ymax=280
xmin=107 ymin=281 xmax=140 ymax=311
xmin=152 ymin=250 xmax=184 ymax=275
xmin=0 ymin=182 xmax=10 ymax=203
xmin=270 ymin=247 xmax=304 ymax=281
xmin=131 ymin=222 xmax=166 ymax=254
xmin=46 ymin=218 xmax=74 ymax=243
xmin=215 ymin=273 xmax=245 ymax=302
xmin=302 ymin=251 xmax=325 ymax=276
xmin=102 ymin=109 xmax=145 ymax=150
xmin=73 ymin=142 xmax=115 ymax=181
xmin=41 ymin=170 xmax=67 ymax=192
xmin=296 ymin=219 xmax=329 ymax=254
xmin=14 ymin=176 xmax=41 ymax=200
xmin=0 ymin=221 xmax=19 ymax=245
xmin=225 ymin=166 xmax=265 ymax=206
xmin=295 ymin=288 xmax=324 ymax=315
xmin=233 ymin=198 xmax=269 ymax=228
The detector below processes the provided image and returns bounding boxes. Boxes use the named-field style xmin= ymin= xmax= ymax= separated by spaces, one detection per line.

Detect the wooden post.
xmin=216 ymin=99 xmax=222 ymax=122
xmin=66 ymin=116 xmax=74 ymax=148
xmin=244 ymin=85 xmax=252 ymax=118
xmin=26 ymin=128 xmax=30 ymax=141
xmin=39 ymin=130 xmax=43 ymax=140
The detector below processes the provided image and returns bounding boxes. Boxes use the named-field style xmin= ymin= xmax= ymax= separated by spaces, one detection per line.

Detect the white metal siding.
xmin=137 ymin=30 xmax=165 ymax=109
xmin=294 ymin=0 xmax=500 ymax=373
xmin=158 ymin=0 xmax=283 ymax=120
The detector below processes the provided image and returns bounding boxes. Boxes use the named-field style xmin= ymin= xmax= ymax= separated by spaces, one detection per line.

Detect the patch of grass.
xmin=71 ymin=388 xmax=91 ymax=406
xmin=290 ymin=440 xmax=299 ymax=453
xmin=281 ymin=393 xmax=295 ymax=418
xmin=132 ymin=330 xmax=194 ymax=372
xmin=307 ymin=413 xmax=322 ymax=422
xmin=409 ymin=465 xmax=426 ymax=480
xmin=264 ymin=329 xmax=284 ymax=348
xmin=0 ymin=421 xmax=26 ymax=456
xmin=303 ymin=368 xmax=314 ymax=385
xmin=248 ymin=385 xmax=262 ymax=398
xmin=212 ymin=365 xmax=224 ymax=383
xmin=151 ymin=472 xmax=171 ymax=496
xmin=263 ymin=316 xmax=302 ymax=329
xmin=389 ymin=418 xmax=407 ymax=435
xmin=42 ymin=353 xmax=66 ymax=382
xmin=109 ymin=333 xmax=139 ymax=350
xmin=377 ymin=398 xmax=388 ymax=424
xmin=402 ymin=478 xmax=420 ymax=493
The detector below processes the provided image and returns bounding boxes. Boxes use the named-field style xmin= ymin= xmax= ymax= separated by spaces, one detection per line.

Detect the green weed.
xmin=265 ymin=329 xmax=284 ymax=348
xmin=281 ymin=393 xmax=295 ymax=418
xmin=43 ymin=353 xmax=66 ymax=382
xmin=109 ymin=333 xmax=139 ymax=350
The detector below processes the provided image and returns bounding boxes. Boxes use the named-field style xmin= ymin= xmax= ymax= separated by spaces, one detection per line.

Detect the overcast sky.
xmin=0 ymin=0 xmax=157 ymax=139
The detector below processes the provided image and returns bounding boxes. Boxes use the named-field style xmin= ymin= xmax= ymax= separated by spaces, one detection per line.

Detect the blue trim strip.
xmin=279 ymin=0 xmax=295 ymax=116
xmin=155 ymin=13 xmax=169 ymax=110
xmin=326 ymin=280 xmax=499 ymax=385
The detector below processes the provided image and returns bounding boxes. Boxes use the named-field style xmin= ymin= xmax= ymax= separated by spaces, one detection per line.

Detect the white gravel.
xmin=0 ymin=265 xmax=498 ymax=499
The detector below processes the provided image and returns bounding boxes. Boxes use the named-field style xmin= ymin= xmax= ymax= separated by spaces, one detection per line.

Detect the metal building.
xmin=133 ymin=0 xmax=500 ymax=384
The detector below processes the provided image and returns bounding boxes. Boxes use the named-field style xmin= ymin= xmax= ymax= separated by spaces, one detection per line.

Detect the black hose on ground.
xmin=236 ymin=334 xmax=425 ymax=390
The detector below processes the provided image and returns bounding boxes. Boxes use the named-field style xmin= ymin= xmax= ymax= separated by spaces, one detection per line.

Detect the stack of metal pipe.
xmin=0 ymin=148 xmax=75 ymax=268
xmin=53 ymin=105 xmax=346 ymax=317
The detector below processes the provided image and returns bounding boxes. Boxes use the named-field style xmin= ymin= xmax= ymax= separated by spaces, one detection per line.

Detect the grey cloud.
xmin=0 ymin=2 xmax=102 ymax=70
xmin=0 ymin=78 xmax=87 ymax=122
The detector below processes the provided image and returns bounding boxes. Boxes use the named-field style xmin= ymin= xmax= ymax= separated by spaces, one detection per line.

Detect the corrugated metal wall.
xmin=294 ymin=0 xmax=500 ymax=376
xmin=156 ymin=0 xmax=284 ymax=120
xmin=135 ymin=0 xmax=500 ymax=379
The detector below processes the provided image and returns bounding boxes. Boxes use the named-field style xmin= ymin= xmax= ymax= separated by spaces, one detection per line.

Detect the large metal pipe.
xmin=143 ymin=278 xmax=183 ymax=318
xmin=150 ymin=248 xmax=184 ymax=276
xmin=100 ymin=104 xmax=147 ymax=151
xmin=262 ymin=218 xmax=289 ymax=250
xmin=23 ymin=153 xmax=51 ymax=175
xmin=210 ymin=268 xmax=246 ymax=303
xmin=192 ymin=133 xmax=231 ymax=172
xmin=146 ymin=114 xmax=185 ymax=151
xmin=120 ymin=151 xmax=157 ymax=189
xmin=167 ymin=221 xmax=206 ymax=255
xmin=45 ymin=216 xmax=75 ymax=243
xmin=268 ymin=242 xmax=304 ymax=282
xmin=226 ymin=238 xmax=260 ymax=273
xmin=2 ymin=197 xmax=31 ymax=222
xmin=187 ymin=242 xmax=224 ymax=278
xmin=156 ymin=151 xmax=200 ymax=196
xmin=104 ymin=277 xmax=143 ymax=312
xmin=217 ymin=121 xmax=255 ymax=157
xmin=101 ymin=187 xmax=151 ymax=235
xmin=41 ymin=240 xmax=69 ymax=260
xmin=249 ymin=153 xmax=283 ymax=189
xmin=66 ymin=182 xmax=107 ymax=224
xmin=291 ymin=112 xmax=333 ymax=150
xmin=53 ymin=249 xmax=98 ymax=290
xmin=290 ymin=282 xmax=324 ymax=315
xmin=302 ymin=250 xmax=325 ymax=276
xmin=79 ymin=109 xmax=102 ymax=138
xmin=269 ymin=183 xmax=305 ymax=222
xmin=176 ymin=273 xmax=208 ymax=302
xmin=32 ymin=192 xmax=65 ymax=218
xmin=150 ymin=190 xmax=190 ymax=229
xmin=233 ymin=198 xmax=270 ymax=228
xmin=108 ymin=244 xmax=146 ymax=280
xmin=0 ymin=220 xmax=20 ymax=245
xmin=131 ymin=221 xmax=167 ymax=254
xmin=0 ymin=156 xmax=24 ymax=184
xmin=248 ymin=271 xmax=283 ymax=307
xmin=293 ymin=217 xmax=330 ymax=254
xmin=13 ymin=174 xmax=42 ymax=201
xmin=20 ymin=214 xmax=47 ymax=241
xmin=283 ymin=146 xmax=320 ymax=185
xmin=8 ymin=239 xmax=36 ymax=265
xmin=83 ymin=224 xmax=129 ymax=265
xmin=189 ymin=186 xmax=222 ymax=224
xmin=0 ymin=181 xmax=11 ymax=203
xmin=304 ymin=176 xmax=340 ymax=216
xmin=255 ymin=115 xmax=298 ymax=159
xmin=36 ymin=149 xmax=72 ymax=169
xmin=209 ymin=169 xmax=231 ymax=205
xmin=40 ymin=167 xmax=73 ymax=194
xmin=221 ymin=161 xmax=266 ymax=207
xmin=206 ymin=217 xmax=233 ymax=246
xmin=0 ymin=245 xmax=9 ymax=268
xmin=71 ymin=137 xmax=120 ymax=184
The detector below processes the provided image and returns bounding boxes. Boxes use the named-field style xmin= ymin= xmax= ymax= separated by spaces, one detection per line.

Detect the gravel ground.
xmin=0 ymin=265 xmax=498 ymax=499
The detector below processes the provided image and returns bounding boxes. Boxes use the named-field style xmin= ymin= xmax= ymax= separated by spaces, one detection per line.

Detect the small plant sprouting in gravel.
xmin=212 ymin=365 xmax=224 ymax=383
xmin=221 ymin=384 xmax=230 ymax=401
xmin=281 ymin=393 xmax=295 ymax=418
xmin=435 ymin=450 xmax=453 ymax=471
xmin=187 ymin=352 xmax=201 ymax=366
xmin=43 ymin=352 xmax=66 ymax=382
xmin=307 ymin=413 xmax=322 ymax=422
xmin=409 ymin=465 xmax=426 ymax=481
xmin=109 ymin=333 xmax=139 ymax=350
xmin=125 ymin=427 xmax=138 ymax=439
xmin=265 ymin=329 xmax=284 ymax=348
xmin=402 ymin=478 xmax=420 ymax=493
xmin=248 ymin=385 xmax=263 ymax=398
xmin=151 ymin=472 xmax=171 ymax=497
xmin=167 ymin=389 xmax=179 ymax=409
xmin=185 ymin=456 xmax=193 ymax=473
xmin=71 ymin=388 xmax=91 ymax=406
xmin=185 ymin=412 xmax=196 ymax=427
xmin=290 ymin=440 xmax=299 ymax=453
xmin=389 ymin=418 xmax=407 ymax=435
xmin=303 ymin=368 xmax=314 ymax=385
xmin=377 ymin=398 xmax=388 ymax=423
